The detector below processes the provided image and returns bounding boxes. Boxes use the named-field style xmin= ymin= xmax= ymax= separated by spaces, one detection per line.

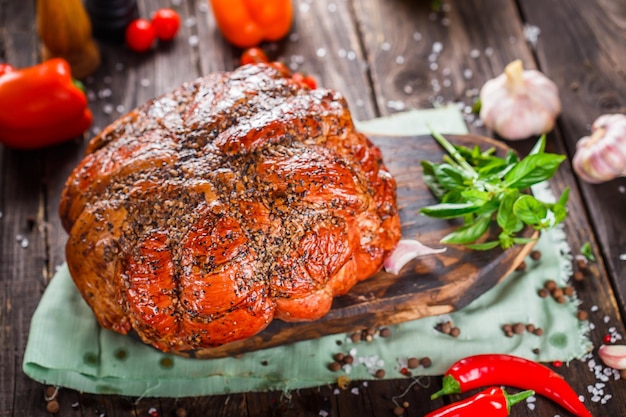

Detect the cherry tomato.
xmin=151 ymin=8 xmax=181 ymax=41
xmin=0 ymin=63 xmax=14 ymax=77
xmin=125 ymin=19 xmax=156 ymax=52
xmin=240 ymin=47 xmax=268 ymax=66
xmin=292 ymin=72 xmax=317 ymax=89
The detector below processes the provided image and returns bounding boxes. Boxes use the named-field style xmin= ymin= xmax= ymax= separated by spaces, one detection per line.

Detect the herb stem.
xmin=431 ymin=130 xmax=478 ymax=177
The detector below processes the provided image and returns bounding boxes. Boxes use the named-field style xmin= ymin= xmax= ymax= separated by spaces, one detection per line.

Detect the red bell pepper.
xmin=210 ymin=0 xmax=293 ymax=48
xmin=0 ymin=58 xmax=93 ymax=150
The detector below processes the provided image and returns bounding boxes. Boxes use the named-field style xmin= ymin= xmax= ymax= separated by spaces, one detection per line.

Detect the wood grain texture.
xmin=517 ymin=0 xmax=626 ymax=323
xmin=1 ymin=0 xmax=626 ymax=415
xmin=186 ymin=134 xmax=535 ymax=359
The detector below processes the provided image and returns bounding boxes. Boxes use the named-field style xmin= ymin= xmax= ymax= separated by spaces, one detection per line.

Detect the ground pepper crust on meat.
xmin=59 ymin=63 xmax=402 ymax=353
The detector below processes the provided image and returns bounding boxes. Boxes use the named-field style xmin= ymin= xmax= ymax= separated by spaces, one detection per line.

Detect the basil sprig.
xmin=420 ymin=132 xmax=569 ymax=250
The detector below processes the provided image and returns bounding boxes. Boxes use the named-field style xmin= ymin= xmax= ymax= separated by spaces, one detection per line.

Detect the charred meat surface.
xmin=60 ymin=64 xmax=401 ymax=353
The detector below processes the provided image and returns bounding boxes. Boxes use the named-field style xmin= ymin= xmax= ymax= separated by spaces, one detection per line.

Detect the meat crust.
xmin=60 ymin=64 xmax=401 ymax=352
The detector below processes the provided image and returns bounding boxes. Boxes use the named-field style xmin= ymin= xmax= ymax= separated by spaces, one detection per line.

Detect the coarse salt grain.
xmin=197 ymin=2 xmax=209 ymax=12
xmin=604 ymin=315 xmax=611 ymax=323
xmin=140 ymin=78 xmax=151 ymax=87
xmin=403 ymin=85 xmax=413 ymax=94
xmin=527 ymin=403 xmax=536 ymax=410
xmin=413 ymin=32 xmax=422 ymax=41
xmin=319 ymin=410 xmax=329 ymax=417
xmin=21 ymin=238 xmax=29 ymax=248
xmin=347 ymin=51 xmax=356 ymax=60
xmin=441 ymin=17 xmax=450 ymax=26
xmin=396 ymin=56 xmax=405 ymax=64
xmin=432 ymin=42 xmax=443 ymax=53
xmin=116 ymin=105 xmax=125 ymax=113
xmin=103 ymin=104 xmax=114 ymax=114
xmin=338 ymin=49 xmax=347 ymax=58
xmin=463 ymin=69 xmax=473 ymax=80
xmin=103 ymin=76 xmax=112 ymax=84
xmin=351 ymin=387 xmax=359 ymax=395
xmin=115 ymin=62 xmax=124 ymax=71
xmin=98 ymin=88 xmax=112 ymax=99
xmin=327 ymin=3 xmax=337 ymax=12
xmin=316 ymin=48 xmax=327 ymax=58
xmin=523 ymin=24 xmax=541 ymax=48
xmin=299 ymin=3 xmax=310 ymax=13
xmin=591 ymin=305 xmax=599 ymax=312
xmin=386 ymin=100 xmax=405 ymax=111
xmin=188 ymin=35 xmax=199 ymax=46
xmin=184 ymin=17 xmax=196 ymax=28
xmin=470 ymin=49 xmax=480 ymax=58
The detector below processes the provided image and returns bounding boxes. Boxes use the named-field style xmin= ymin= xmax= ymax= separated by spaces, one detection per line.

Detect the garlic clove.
xmin=383 ymin=239 xmax=446 ymax=275
xmin=598 ymin=344 xmax=626 ymax=370
xmin=479 ymin=59 xmax=561 ymax=141
xmin=572 ymin=113 xmax=626 ymax=183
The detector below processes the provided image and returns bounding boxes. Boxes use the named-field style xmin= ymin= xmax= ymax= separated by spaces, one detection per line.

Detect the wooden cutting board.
xmin=186 ymin=134 xmax=536 ymax=359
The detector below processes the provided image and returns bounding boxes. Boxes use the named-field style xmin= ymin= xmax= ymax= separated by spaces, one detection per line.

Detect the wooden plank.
xmin=0 ymin=1 xmax=51 ymax=416
xmin=353 ymin=0 xmax=535 ymax=117
xmin=517 ymin=0 xmax=626 ymax=321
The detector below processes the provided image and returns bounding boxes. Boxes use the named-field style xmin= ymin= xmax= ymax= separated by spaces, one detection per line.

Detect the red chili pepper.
xmin=0 ymin=58 xmax=92 ymax=149
xmin=425 ymin=387 xmax=533 ymax=417
xmin=431 ymin=354 xmax=592 ymax=417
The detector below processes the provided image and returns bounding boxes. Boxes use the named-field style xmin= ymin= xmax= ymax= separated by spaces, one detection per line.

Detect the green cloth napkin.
xmin=23 ymin=107 xmax=592 ymax=398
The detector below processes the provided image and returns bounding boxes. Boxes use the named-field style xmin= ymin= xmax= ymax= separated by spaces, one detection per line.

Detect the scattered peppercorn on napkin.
xmin=23 ymin=106 xmax=592 ymax=398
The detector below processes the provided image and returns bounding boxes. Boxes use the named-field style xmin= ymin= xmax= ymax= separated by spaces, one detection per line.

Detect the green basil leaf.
xmin=529 ymin=135 xmax=547 ymax=155
xmin=497 ymin=190 xmax=523 ymax=233
xmin=460 ymin=189 xmax=491 ymax=204
xmin=513 ymin=195 xmax=548 ymax=226
xmin=466 ymin=241 xmax=500 ymax=250
xmin=441 ymin=213 xmax=492 ymax=244
xmin=505 ymin=150 xmax=519 ymax=165
xmin=504 ymin=153 xmax=566 ymax=189
xmin=421 ymin=160 xmax=447 ymax=200
xmin=556 ymin=187 xmax=570 ymax=207
xmin=434 ymin=163 xmax=467 ymax=191
xmin=581 ymin=242 xmax=596 ymax=262
xmin=420 ymin=201 xmax=483 ymax=219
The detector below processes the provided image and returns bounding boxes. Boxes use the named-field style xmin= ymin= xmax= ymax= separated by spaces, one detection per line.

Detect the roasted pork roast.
xmin=59 ymin=64 xmax=401 ymax=353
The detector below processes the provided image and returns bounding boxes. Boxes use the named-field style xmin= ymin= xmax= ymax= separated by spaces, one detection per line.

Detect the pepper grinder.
xmin=37 ymin=0 xmax=101 ymax=79
xmin=85 ymin=0 xmax=140 ymax=43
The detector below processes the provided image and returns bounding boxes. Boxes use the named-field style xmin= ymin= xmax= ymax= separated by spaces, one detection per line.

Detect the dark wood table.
xmin=2 ymin=0 xmax=625 ymax=416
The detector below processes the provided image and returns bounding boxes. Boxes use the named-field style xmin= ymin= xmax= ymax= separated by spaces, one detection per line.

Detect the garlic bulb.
xmin=479 ymin=60 xmax=562 ymax=141
xmin=572 ymin=113 xmax=626 ymax=183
